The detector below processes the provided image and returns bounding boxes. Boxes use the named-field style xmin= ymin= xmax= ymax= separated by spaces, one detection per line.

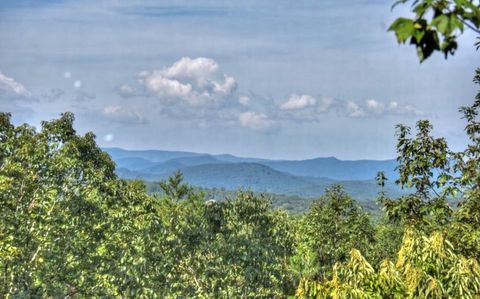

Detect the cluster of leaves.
xmin=389 ymin=0 xmax=480 ymax=61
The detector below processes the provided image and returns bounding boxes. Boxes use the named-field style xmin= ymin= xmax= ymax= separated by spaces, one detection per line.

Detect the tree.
xmin=205 ymin=191 xmax=296 ymax=297
xmin=0 ymin=113 xmax=166 ymax=297
xmin=389 ymin=0 xmax=480 ymax=62
xmin=444 ymin=69 xmax=480 ymax=260
xmin=293 ymin=185 xmax=376 ymax=281
xmin=378 ymin=120 xmax=454 ymax=229
xmin=159 ymin=170 xmax=193 ymax=200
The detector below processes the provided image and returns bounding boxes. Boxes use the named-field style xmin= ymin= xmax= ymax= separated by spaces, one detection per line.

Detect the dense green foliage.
xmin=145 ymin=183 xmax=386 ymax=215
xmin=1 ymin=97 xmax=479 ymax=297
xmin=0 ymin=114 xmax=297 ymax=297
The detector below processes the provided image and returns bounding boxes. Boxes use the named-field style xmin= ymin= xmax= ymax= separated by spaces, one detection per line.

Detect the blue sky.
xmin=0 ymin=0 xmax=478 ymax=160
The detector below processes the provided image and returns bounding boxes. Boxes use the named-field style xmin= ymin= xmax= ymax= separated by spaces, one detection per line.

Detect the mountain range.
xmin=105 ymin=148 xmax=406 ymax=202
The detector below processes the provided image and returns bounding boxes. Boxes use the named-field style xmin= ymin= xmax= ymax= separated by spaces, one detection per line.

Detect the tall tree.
xmin=293 ymin=185 xmax=375 ymax=281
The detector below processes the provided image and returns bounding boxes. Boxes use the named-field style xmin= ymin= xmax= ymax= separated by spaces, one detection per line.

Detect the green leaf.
xmin=432 ymin=15 xmax=450 ymax=34
xmin=389 ymin=18 xmax=415 ymax=43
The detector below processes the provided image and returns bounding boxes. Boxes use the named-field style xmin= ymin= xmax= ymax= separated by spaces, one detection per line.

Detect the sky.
xmin=0 ymin=0 xmax=478 ymax=160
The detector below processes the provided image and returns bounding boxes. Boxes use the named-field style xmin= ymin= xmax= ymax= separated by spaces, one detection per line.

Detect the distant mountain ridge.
xmin=262 ymin=157 xmax=397 ymax=181
xmin=104 ymin=148 xmax=404 ymax=201
xmin=104 ymin=148 xmax=398 ymax=180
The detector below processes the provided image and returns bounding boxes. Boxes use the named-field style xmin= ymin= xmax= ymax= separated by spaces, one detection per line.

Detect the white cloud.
xmin=365 ymin=99 xmax=385 ymax=114
xmin=277 ymin=95 xmax=422 ymax=121
xmin=164 ymin=57 xmax=219 ymax=79
xmin=365 ymin=99 xmax=423 ymax=116
xmin=280 ymin=94 xmax=316 ymax=110
xmin=277 ymin=95 xmax=337 ymax=122
xmin=141 ymin=73 xmax=192 ymax=97
xmin=0 ymin=72 xmax=30 ymax=96
xmin=137 ymin=57 xmax=237 ymax=107
xmin=239 ymin=111 xmax=274 ymax=131
xmin=118 ymin=57 xmax=248 ymax=127
xmin=102 ymin=105 xmax=146 ymax=124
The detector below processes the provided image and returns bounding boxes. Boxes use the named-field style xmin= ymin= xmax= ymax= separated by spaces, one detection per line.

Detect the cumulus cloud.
xmin=280 ymin=94 xmax=316 ymax=110
xmin=239 ymin=111 xmax=274 ymax=131
xmin=364 ymin=99 xmax=423 ymax=116
xmin=277 ymin=95 xmax=336 ymax=122
xmin=137 ymin=57 xmax=237 ymax=107
xmin=119 ymin=57 xmax=258 ymax=129
xmin=102 ymin=105 xmax=146 ymax=124
xmin=277 ymin=95 xmax=422 ymax=120
xmin=365 ymin=99 xmax=384 ymax=114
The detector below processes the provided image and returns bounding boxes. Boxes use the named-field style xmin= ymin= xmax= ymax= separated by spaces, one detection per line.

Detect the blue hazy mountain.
xmin=262 ymin=157 xmax=398 ymax=181
xmin=142 ymin=155 xmax=223 ymax=174
xmin=106 ymin=148 xmax=404 ymax=201
xmin=114 ymin=157 xmax=156 ymax=171
xmin=212 ymin=154 xmax=268 ymax=163
xmin=105 ymin=148 xmax=398 ymax=180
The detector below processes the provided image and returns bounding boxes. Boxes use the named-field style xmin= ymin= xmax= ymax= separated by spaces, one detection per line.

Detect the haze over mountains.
xmin=105 ymin=148 xmax=405 ymax=201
